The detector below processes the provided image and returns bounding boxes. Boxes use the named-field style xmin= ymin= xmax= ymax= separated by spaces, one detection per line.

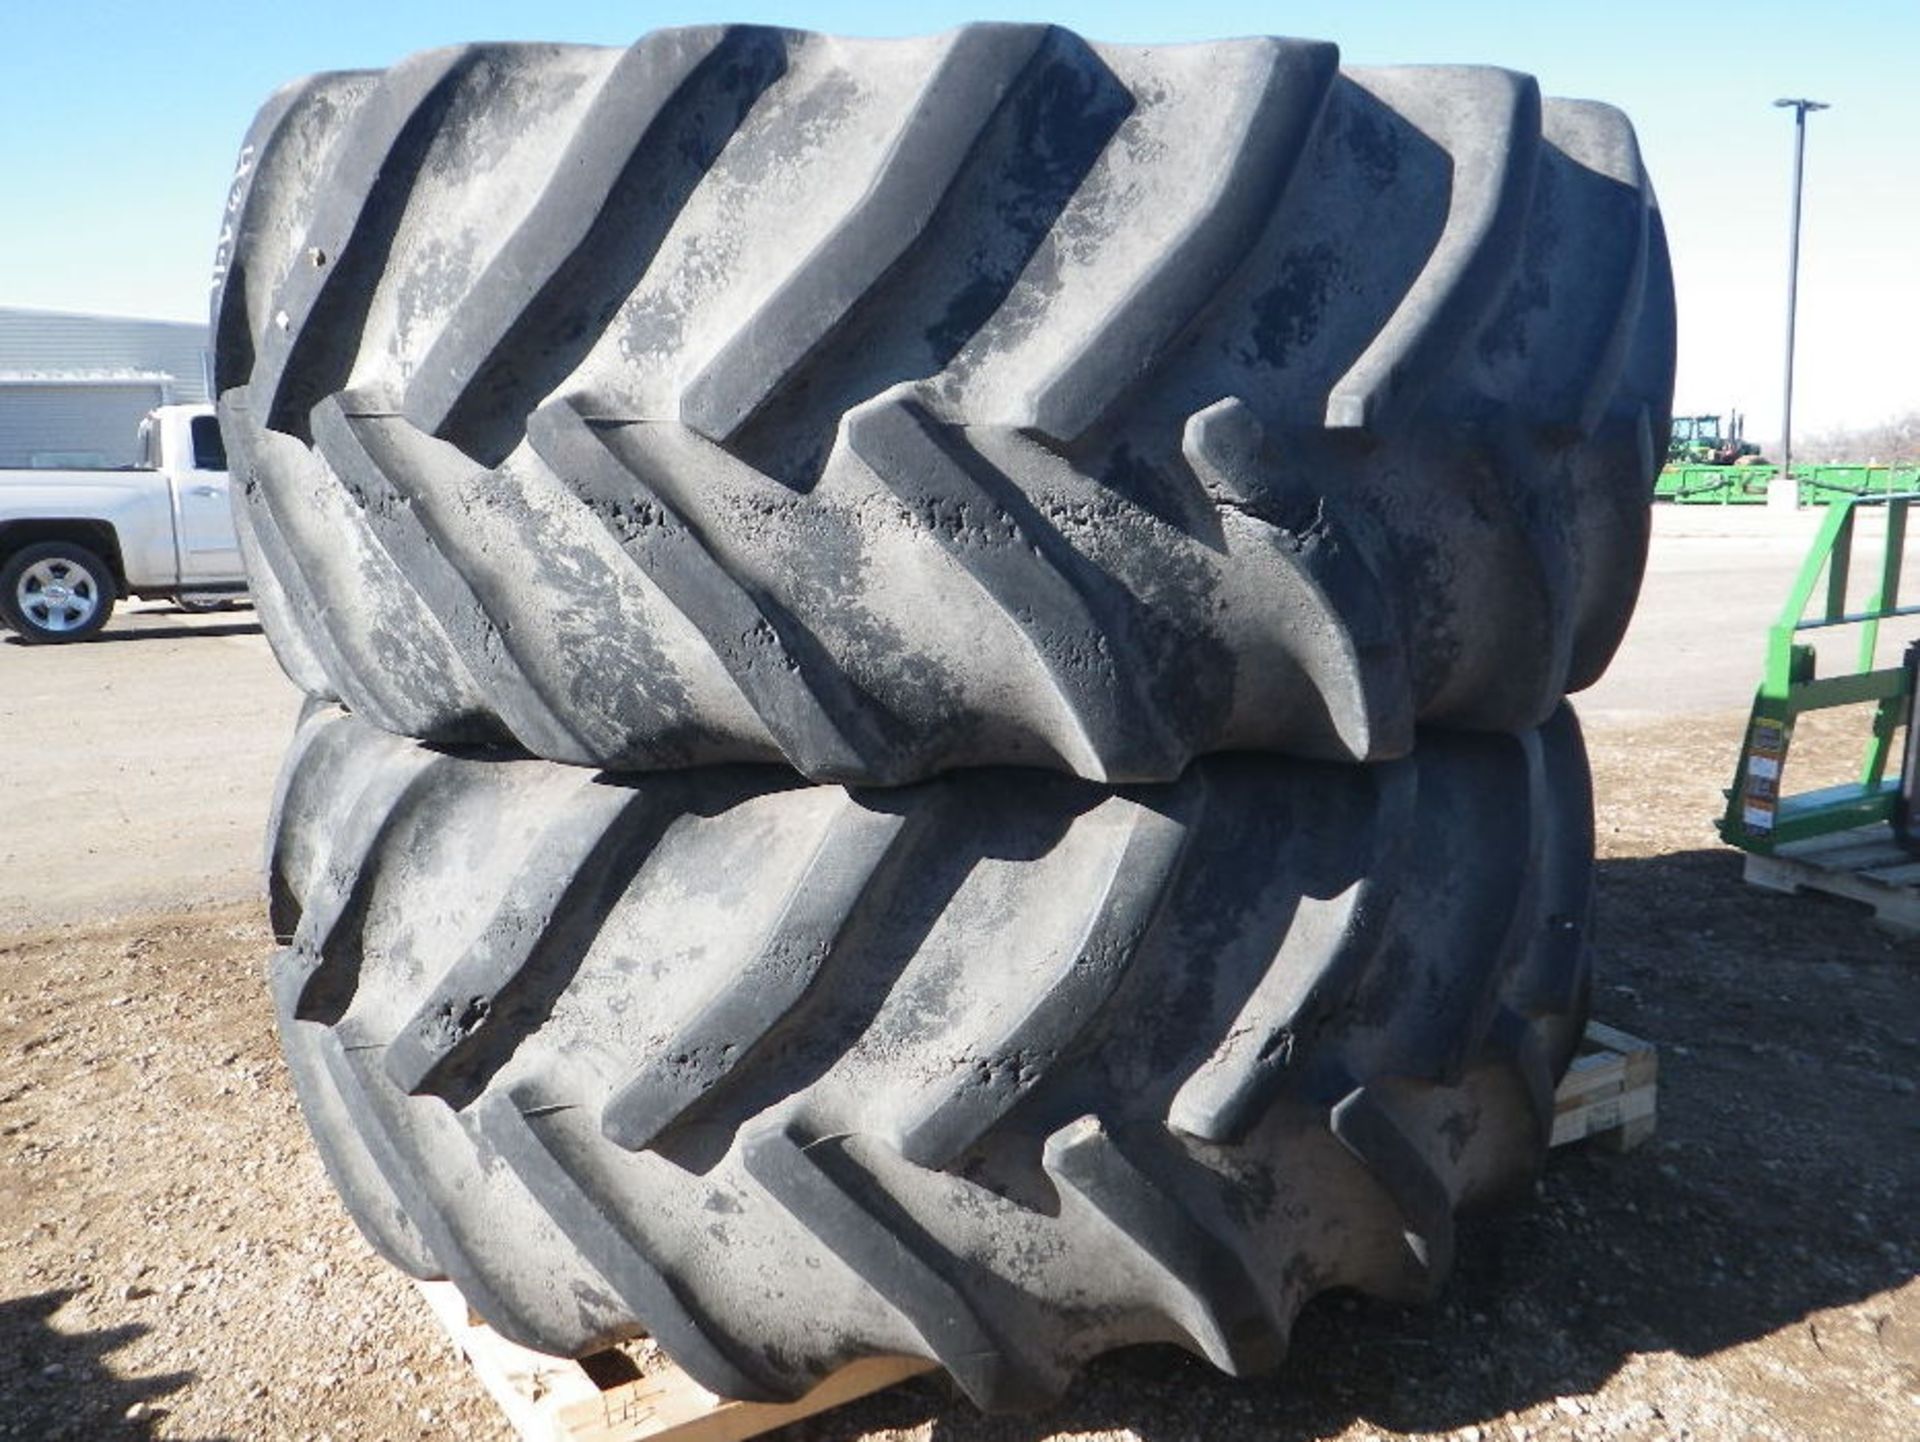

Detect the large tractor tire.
xmin=214 ymin=26 xmax=1673 ymax=783
xmin=265 ymin=700 xmax=1595 ymax=1410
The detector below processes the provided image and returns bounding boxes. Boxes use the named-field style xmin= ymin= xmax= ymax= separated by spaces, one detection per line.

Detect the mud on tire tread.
xmin=214 ymin=25 xmax=1674 ymax=782
xmin=265 ymin=702 xmax=1595 ymax=1409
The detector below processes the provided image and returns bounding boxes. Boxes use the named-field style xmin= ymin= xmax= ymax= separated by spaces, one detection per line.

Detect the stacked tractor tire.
xmin=216 ymin=26 xmax=1673 ymax=1411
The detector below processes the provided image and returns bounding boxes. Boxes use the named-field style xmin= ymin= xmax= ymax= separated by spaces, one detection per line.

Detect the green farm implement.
xmin=1658 ymin=408 xmax=1920 ymax=506
xmin=1657 ymin=462 xmax=1920 ymax=506
xmin=1721 ymin=492 xmax=1919 ymax=858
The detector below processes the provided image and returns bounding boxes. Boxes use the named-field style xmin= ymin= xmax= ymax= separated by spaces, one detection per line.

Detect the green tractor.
xmin=1669 ymin=412 xmax=1766 ymax=466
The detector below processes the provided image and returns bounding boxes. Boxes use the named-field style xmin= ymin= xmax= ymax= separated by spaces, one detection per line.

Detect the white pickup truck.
xmin=0 ymin=403 xmax=246 ymax=643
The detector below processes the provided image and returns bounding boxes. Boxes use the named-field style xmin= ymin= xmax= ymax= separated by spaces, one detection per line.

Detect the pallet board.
xmin=419 ymin=1019 xmax=1657 ymax=1442
xmin=414 ymin=1280 xmax=934 ymax=1442
xmin=1550 ymin=1020 xmax=1658 ymax=1153
xmin=1743 ymin=825 xmax=1920 ymax=936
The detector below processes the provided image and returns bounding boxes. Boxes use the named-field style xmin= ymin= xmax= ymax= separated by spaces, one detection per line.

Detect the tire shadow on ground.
xmin=0 ymin=1288 xmax=213 ymax=1440
xmin=811 ymin=846 xmax=1919 ymax=1441
xmin=0 ymin=620 xmax=264 ymax=646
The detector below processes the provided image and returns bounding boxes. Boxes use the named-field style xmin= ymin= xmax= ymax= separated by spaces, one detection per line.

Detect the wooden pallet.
xmin=1550 ymin=1020 xmax=1658 ymax=1153
xmin=1742 ymin=824 xmax=1920 ymax=936
xmin=415 ymin=1280 xmax=934 ymax=1442
xmin=420 ymin=1019 xmax=1657 ymax=1442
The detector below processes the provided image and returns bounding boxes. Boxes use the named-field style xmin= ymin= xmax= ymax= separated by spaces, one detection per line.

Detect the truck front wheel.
xmin=0 ymin=541 xmax=117 ymax=644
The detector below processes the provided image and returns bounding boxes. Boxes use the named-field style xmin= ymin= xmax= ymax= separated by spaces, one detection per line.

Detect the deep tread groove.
xmin=525 ymin=403 xmax=883 ymax=778
xmin=844 ymin=394 xmax=1176 ymax=779
xmin=220 ymin=392 xmax=375 ymax=718
xmin=722 ymin=27 xmax=1131 ymax=485
xmin=894 ymin=786 xmax=1201 ymax=1168
xmin=262 ymin=694 xmax=380 ymax=942
xmin=217 ymin=28 xmax=1673 ymax=785
xmin=742 ymin=1123 xmax=1057 ymax=1410
xmin=678 ymin=24 xmax=1056 ymax=444
xmin=1180 ymin=397 xmax=1413 ymax=759
xmin=1491 ymin=1006 xmax=1559 ymax=1149
xmin=1325 ymin=68 xmax=1541 ymax=434
xmin=383 ymin=782 xmax=668 ymax=1105
xmin=275 ymin=748 xmax=452 ymax=1025
xmin=1330 ymin=1087 xmax=1456 ymax=1298
xmin=600 ymin=795 xmax=924 ymax=1152
xmin=254 ymin=49 xmax=479 ymax=439
xmin=1015 ymin=40 xmax=1339 ymax=444
xmin=1044 ymin=1116 xmax=1282 ymax=1374
xmin=263 ymin=704 xmax=1595 ymax=1406
xmin=476 ymin=1094 xmax=791 ymax=1401
xmin=309 ymin=397 xmax=599 ymax=763
xmin=213 ymin=69 xmax=381 ymax=400
xmin=410 ymin=28 xmax=790 ymax=465
xmin=308 ymin=1028 xmax=530 ymax=1333
xmin=230 ymin=483 xmax=336 ymax=708
xmin=1168 ymin=759 xmax=1416 ymax=1144
xmin=270 ymin=963 xmax=441 ymax=1277
xmin=224 ymin=387 xmax=497 ymax=742
xmin=1534 ymin=99 xmax=1654 ymax=438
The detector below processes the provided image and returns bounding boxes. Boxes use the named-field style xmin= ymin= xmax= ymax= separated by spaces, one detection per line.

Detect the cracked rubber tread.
xmin=216 ymin=25 xmax=1674 ymax=782
xmin=266 ymin=702 xmax=1596 ymax=1409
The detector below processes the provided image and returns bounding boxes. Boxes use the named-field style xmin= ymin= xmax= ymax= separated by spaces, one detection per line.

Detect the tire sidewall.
xmin=0 ymin=541 xmax=117 ymax=644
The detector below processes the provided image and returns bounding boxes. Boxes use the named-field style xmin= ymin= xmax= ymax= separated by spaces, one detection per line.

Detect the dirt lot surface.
xmin=0 ymin=601 xmax=299 ymax=933
xmin=2 ymin=516 xmax=1916 ymax=1441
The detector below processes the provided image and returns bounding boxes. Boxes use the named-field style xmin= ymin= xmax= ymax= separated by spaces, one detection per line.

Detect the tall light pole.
xmin=1774 ymin=97 xmax=1828 ymax=498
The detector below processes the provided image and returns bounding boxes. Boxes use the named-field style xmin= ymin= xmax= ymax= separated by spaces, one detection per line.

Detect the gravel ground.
xmin=0 ymin=601 xmax=297 ymax=934
xmin=2 ymin=709 xmax=1916 ymax=1442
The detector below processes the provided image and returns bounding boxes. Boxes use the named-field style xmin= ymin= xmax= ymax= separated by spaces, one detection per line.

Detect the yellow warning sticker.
xmin=1750 ymin=719 xmax=1788 ymax=757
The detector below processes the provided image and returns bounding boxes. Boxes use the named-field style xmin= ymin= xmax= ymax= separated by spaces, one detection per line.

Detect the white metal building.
xmin=0 ymin=306 xmax=211 ymax=469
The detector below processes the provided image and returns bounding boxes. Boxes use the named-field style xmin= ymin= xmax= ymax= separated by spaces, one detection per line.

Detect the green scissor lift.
xmin=1720 ymin=493 xmax=1920 ymax=856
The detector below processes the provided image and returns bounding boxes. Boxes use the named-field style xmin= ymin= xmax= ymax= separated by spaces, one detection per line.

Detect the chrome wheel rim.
xmin=18 ymin=557 xmax=100 ymax=633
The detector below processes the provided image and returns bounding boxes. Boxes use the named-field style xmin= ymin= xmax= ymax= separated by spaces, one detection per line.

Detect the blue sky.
xmin=3 ymin=1 xmax=1914 ymax=441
